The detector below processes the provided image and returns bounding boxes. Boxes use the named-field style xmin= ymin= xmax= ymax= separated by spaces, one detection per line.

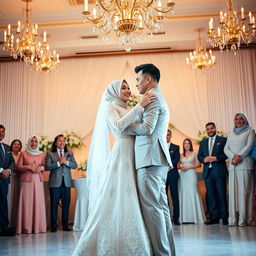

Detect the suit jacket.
xmin=198 ymin=135 xmax=228 ymax=179
xmin=224 ymin=128 xmax=255 ymax=170
xmin=0 ymin=143 xmax=15 ymax=184
xmin=125 ymin=88 xmax=173 ymax=170
xmin=167 ymin=143 xmax=180 ymax=180
xmin=45 ymin=150 xmax=77 ymax=188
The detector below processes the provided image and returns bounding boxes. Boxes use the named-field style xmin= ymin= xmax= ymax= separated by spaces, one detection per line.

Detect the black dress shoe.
xmin=0 ymin=228 xmax=15 ymax=236
xmin=174 ymin=220 xmax=180 ymax=225
xmin=222 ymin=219 xmax=228 ymax=225
xmin=51 ymin=228 xmax=57 ymax=233
xmin=205 ymin=219 xmax=219 ymax=225
xmin=63 ymin=227 xmax=72 ymax=231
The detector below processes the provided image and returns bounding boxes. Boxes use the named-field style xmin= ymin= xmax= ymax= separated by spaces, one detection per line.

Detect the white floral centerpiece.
xmin=77 ymin=160 xmax=87 ymax=172
xmin=63 ymin=131 xmax=84 ymax=149
xmin=38 ymin=135 xmax=53 ymax=152
xmin=128 ymin=94 xmax=141 ymax=108
xmin=197 ymin=129 xmax=227 ymax=143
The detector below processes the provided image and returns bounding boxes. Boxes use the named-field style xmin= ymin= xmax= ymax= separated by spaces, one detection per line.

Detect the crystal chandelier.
xmin=186 ymin=29 xmax=216 ymax=71
xmin=208 ymin=0 xmax=256 ymax=54
xmin=34 ymin=33 xmax=60 ymax=72
xmin=82 ymin=0 xmax=175 ymax=52
xmin=3 ymin=0 xmax=60 ymax=72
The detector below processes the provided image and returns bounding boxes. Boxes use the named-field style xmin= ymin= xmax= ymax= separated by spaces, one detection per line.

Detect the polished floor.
xmin=0 ymin=224 xmax=255 ymax=256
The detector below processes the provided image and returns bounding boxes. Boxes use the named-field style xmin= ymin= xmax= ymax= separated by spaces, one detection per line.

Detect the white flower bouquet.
xmin=63 ymin=131 xmax=84 ymax=149
xmin=77 ymin=160 xmax=87 ymax=172
xmin=38 ymin=135 xmax=53 ymax=152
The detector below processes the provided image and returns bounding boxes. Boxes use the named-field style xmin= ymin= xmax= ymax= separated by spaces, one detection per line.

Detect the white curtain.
xmin=0 ymin=49 xmax=255 ymax=148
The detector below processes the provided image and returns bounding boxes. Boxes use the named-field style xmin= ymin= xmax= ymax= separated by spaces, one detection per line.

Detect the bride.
xmin=72 ymin=79 xmax=155 ymax=256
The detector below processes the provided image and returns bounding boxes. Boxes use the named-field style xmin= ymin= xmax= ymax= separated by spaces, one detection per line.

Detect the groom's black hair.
xmin=134 ymin=63 xmax=160 ymax=83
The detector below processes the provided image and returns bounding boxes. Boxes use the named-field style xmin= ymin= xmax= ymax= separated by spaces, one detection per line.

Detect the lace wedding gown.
xmin=72 ymin=103 xmax=152 ymax=256
xmin=179 ymin=154 xmax=205 ymax=224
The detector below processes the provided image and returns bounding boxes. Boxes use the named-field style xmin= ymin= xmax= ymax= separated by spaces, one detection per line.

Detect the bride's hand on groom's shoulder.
xmin=140 ymin=93 xmax=156 ymax=108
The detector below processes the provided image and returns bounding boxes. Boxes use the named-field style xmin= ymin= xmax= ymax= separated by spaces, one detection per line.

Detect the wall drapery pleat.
xmin=0 ymin=49 xmax=255 ymax=146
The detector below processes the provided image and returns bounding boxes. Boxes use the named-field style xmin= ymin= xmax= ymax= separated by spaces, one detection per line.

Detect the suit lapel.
xmin=212 ymin=136 xmax=219 ymax=155
xmin=205 ymin=138 xmax=210 ymax=155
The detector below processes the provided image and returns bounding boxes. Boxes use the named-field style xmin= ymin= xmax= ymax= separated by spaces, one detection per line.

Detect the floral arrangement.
xmin=38 ymin=135 xmax=53 ymax=152
xmin=128 ymin=94 xmax=141 ymax=108
xmin=197 ymin=129 xmax=227 ymax=143
xmin=77 ymin=160 xmax=87 ymax=172
xmin=63 ymin=130 xmax=84 ymax=149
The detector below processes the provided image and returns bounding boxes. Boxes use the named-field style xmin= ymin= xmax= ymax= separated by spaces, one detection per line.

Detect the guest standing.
xmin=8 ymin=139 xmax=22 ymax=227
xmin=198 ymin=122 xmax=228 ymax=225
xmin=45 ymin=134 xmax=77 ymax=232
xmin=0 ymin=125 xmax=15 ymax=236
xmin=224 ymin=113 xmax=255 ymax=226
xmin=178 ymin=138 xmax=205 ymax=224
xmin=16 ymin=136 xmax=46 ymax=234
xmin=166 ymin=129 xmax=180 ymax=225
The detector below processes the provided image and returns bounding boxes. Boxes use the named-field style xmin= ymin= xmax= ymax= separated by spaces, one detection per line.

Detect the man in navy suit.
xmin=166 ymin=129 xmax=180 ymax=225
xmin=0 ymin=125 xmax=15 ymax=236
xmin=198 ymin=122 xmax=228 ymax=225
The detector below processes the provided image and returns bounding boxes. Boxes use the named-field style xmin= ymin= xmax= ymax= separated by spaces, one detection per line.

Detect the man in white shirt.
xmin=198 ymin=122 xmax=228 ymax=225
xmin=45 ymin=134 xmax=77 ymax=232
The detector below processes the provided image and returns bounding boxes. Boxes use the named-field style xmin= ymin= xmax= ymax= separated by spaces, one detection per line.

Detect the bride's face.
xmin=120 ymin=81 xmax=131 ymax=102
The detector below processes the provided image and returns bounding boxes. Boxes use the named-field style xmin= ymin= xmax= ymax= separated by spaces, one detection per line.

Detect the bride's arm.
xmin=106 ymin=104 xmax=144 ymax=133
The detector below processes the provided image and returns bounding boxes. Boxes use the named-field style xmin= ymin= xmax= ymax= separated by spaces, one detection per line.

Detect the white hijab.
xmin=26 ymin=135 xmax=42 ymax=156
xmin=87 ymin=79 xmax=126 ymax=213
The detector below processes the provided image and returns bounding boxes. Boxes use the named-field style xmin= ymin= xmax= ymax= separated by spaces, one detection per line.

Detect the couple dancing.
xmin=73 ymin=64 xmax=175 ymax=256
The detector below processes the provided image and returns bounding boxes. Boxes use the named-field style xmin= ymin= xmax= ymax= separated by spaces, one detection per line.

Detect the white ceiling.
xmin=0 ymin=0 xmax=255 ymax=57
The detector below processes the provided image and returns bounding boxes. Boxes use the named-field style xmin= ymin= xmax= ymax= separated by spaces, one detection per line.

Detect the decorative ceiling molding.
xmin=1 ymin=11 xmax=255 ymax=30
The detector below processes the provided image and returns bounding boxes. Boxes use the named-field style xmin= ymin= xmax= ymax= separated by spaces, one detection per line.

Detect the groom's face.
xmin=136 ymin=70 xmax=148 ymax=95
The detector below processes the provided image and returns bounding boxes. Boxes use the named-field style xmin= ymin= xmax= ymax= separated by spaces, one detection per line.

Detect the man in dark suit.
xmin=166 ymin=129 xmax=180 ymax=225
xmin=0 ymin=125 xmax=15 ymax=236
xmin=198 ymin=122 xmax=228 ymax=225
xmin=45 ymin=134 xmax=77 ymax=232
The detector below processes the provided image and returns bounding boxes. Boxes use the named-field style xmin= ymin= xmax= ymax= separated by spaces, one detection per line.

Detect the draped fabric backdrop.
xmin=0 ymin=49 xmax=256 ymax=154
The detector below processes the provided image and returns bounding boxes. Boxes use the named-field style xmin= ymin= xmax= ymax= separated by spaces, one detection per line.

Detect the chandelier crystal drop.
xmin=208 ymin=0 xmax=256 ymax=54
xmin=186 ymin=29 xmax=216 ymax=71
xmin=3 ymin=0 xmax=60 ymax=72
xmin=82 ymin=0 xmax=175 ymax=52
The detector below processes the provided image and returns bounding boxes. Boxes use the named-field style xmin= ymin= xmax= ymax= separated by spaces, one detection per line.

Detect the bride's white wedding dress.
xmin=72 ymin=103 xmax=152 ymax=256
xmin=179 ymin=153 xmax=205 ymax=224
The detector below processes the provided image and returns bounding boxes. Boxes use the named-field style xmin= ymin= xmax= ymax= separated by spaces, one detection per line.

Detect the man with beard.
xmin=198 ymin=122 xmax=229 ymax=225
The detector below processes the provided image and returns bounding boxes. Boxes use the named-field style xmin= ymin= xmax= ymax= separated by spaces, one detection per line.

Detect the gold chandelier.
xmin=208 ymin=0 xmax=256 ymax=54
xmin=82 ymin=0 xmax=175 ymax=51
xmin=186 ymin=29 xmax=216 ymax=71
xmin=34 ymin=33 xmax=60 ymax=72
xmin=3 ymin=0 xmax=60 ymax=72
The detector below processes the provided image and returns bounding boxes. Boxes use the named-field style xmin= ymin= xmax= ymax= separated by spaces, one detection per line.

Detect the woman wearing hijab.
xmin=16 ymin=136 xmax=46 ymax=234
xmin=72 ymin=80 xmax=155 ymax=256
xmin=224 ymin=113 xmax=255 ymax=226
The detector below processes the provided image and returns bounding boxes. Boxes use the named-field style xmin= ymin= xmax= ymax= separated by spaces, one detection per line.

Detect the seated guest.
xmin=166 ymin=129 xmax=180 ymax=225
xmin=178 ymin=139 xmax=205 ymax=224
xmin=45 ymin=134 xmax=77 ymax=232
xmin=224 ymin=113 xmax=255 ymax=226
xmin=9 ymin=139 xmax=22 ymax=227
xmin=16 ymin=136 xmax=46 ymax=234
xmin=0 ymin=125 xmax=15 ymax=236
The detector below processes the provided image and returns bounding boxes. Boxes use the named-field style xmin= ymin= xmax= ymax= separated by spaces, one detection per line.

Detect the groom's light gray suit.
xmin=125 ymin=88 xmax=175 ymax=256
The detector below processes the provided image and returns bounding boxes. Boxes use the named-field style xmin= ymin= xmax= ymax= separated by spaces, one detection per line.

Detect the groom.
xmin=125 ymin=64 xmax=175 ymax=256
